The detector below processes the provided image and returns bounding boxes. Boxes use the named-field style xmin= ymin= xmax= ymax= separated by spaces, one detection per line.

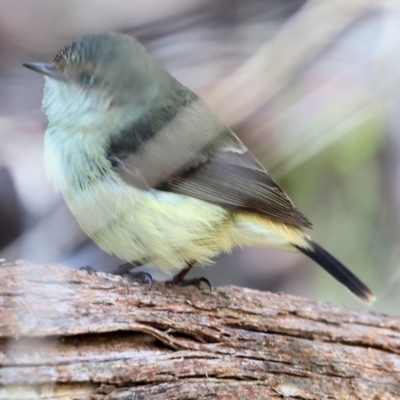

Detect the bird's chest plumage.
xmin=43 ymin=130 xmax=230 ymax=271
xmin=44 ymin=129 xmax=144 ymax=233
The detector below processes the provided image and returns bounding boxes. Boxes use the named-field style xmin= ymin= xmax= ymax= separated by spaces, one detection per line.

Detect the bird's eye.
xmin=81 ymin=73 xmax=95 ymax=87
xmin=109 ymin=156 xmax=122 ymax=168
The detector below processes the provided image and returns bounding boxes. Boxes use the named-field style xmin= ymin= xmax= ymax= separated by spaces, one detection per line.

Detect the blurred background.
xmin=0 ymin=0 xmax=399 ymax=314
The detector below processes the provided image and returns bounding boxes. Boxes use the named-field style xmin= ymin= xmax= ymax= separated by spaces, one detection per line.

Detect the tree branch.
xmin=0 ymin=260 xmax=399 ymax=399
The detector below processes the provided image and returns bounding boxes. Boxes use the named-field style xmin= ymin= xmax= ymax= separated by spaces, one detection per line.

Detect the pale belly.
xmin=63 ymin=175 xmax=233 ymax=272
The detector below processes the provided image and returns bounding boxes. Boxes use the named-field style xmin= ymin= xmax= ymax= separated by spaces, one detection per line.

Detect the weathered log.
xmin=0 ymin=260 xmax=399 ymax=399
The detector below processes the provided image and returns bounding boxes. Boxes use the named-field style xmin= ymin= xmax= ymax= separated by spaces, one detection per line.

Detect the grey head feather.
xmin=53 ymin=32 xmax=164 ymax=106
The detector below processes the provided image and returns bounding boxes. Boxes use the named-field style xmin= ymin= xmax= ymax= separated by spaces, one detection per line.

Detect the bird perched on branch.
xmin=24 ymin=32 xmax=375 ymax=304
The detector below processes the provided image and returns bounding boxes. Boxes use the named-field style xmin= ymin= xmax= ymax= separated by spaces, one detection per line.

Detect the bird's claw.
xmin=79 ymin=265 xmax=98 ymax=274
xmin=167 ymin=276 xmax=211 ymax=291
xmin=79 ymin=264 xmax=152 ymax=289
xmin=113 ymin=270 xmax=153 ymax=289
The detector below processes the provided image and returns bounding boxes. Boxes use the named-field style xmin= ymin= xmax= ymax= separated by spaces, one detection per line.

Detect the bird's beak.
xmin=23 ymin=62 xmax=64 ymax=81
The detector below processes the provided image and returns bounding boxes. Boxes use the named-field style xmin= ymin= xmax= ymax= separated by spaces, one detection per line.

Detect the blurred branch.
xmin=206 ymin=0 xmax=386 ymax=125
xmin=1 ymin=261 xmax=399 ymax=399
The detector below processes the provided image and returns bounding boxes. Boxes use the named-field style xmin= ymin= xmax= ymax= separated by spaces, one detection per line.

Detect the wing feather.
xmin=155 ymin=147 xmax=312 ymax=228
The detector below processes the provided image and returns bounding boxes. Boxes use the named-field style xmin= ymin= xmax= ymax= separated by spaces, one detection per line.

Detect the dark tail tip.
xmin=295 ymin=240 xmax=375 ymax=304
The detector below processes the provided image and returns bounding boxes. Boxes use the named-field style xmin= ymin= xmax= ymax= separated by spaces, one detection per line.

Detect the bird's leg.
xmin=167 ymin=260 xmax=211 ymax=290
xmin=170 ymin=263 xmax=194 ymax=282
xmin=80 ymin=261 xmax=152 ymax=288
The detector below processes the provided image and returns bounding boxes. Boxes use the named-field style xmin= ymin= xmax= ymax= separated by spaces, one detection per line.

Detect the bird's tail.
xmin=295 ymin=239 xmax=375 ymax=304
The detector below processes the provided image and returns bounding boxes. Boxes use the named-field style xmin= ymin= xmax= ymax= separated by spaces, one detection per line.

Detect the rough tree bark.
xmin=0 ymin=260 xmax=399 ymax=399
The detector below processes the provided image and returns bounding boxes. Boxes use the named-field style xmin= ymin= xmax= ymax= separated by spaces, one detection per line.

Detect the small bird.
xmin=24 ymin=32 xmax=375 ymax=303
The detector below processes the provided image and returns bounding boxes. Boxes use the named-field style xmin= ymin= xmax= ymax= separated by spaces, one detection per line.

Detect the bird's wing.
xmin=154 ymin=129 xmax=312 ymax=228
xmin=108 ymin=94 xmax=311 ymax=228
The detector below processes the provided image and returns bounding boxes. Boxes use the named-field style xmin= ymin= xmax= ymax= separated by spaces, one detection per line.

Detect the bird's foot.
xmin=79 ymin=265 xmax=98 ymax=274
xmin=165 ymin=261 xmax=211 ymax=290
xmin=112 ymin=264 xmax=153 ymax=289
xmin=79 ymin=263 xmax=152 ymax=289
xmin=166 ymin=276 xmax=211 ymax=290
